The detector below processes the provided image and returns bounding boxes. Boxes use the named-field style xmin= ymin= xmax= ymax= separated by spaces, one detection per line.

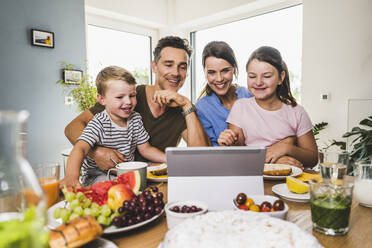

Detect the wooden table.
xmin=108 ymin=181 xmax=372 ymax=248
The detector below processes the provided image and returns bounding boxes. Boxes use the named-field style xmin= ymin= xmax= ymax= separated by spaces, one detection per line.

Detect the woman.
xmin=195 ymin=41 xmax=252 ymax=146
xmin=196 ymin=41 xmax=303 ymax=167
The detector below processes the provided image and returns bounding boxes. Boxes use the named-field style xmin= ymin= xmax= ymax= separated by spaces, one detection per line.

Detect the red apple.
xmin=107 ymin=184 xmax=135 ymax=211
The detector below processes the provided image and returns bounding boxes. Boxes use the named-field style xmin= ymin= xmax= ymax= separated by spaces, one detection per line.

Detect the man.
xmin=64 ymin=36 xmax=209 ymax=170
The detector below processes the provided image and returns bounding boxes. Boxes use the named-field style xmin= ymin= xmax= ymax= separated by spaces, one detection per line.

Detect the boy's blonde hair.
xmin=96 ymin=66 xmax=136 ymax=95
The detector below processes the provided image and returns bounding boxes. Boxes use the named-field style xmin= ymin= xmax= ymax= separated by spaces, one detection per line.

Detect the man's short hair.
xmin=96 ymin=66 xmax=136 ymax=95
xmin=153 ymin=36 xmax=192 ymax=63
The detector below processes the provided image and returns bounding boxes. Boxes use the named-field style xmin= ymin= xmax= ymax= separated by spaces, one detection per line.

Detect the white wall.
xmin=302 ymin=0 xmax=372 ymax=147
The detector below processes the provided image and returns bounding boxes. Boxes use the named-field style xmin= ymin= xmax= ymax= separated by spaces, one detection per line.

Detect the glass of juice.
xmin=309 ymin=179 xmax=353 ymax=235
xmin=33 ymin=163 xmax=60 ymax=208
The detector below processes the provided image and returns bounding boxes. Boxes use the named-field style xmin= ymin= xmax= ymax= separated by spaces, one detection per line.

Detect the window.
xmin=87 ymin=25 xmax=152 ymax=85
xmin=191 ymin=5 xmax=302 ymax=102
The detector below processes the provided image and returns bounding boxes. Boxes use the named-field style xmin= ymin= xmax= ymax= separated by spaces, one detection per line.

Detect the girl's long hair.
xmin=246 ymin=46 xmax=297 ymax=107
xmin=198 ymin=41 xmax=238 ymax=100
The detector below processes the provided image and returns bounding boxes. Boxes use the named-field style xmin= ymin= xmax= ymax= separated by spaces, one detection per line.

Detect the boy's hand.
xmin=218 ymin=129 xmax=237 ymax=146
xmin=60 ymin=177 xmax=81 ymax=189
xmin=90 ymin=147 xmax=126 ymax=171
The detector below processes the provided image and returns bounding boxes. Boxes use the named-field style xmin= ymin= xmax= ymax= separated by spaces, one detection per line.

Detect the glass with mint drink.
xmin=310 ymin=180 xmax=353 ymax=235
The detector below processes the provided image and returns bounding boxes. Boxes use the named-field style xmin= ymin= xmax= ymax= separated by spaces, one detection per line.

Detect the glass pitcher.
xmin=353 ymin=160 xmax=372 ymax=208
xmin=0 ymin=111 xmax=49 ymax=247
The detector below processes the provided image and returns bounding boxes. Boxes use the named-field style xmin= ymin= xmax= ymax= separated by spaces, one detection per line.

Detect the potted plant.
xmin=343 ymin=116 xmax=372 ymax=162
xmin=56 ymin=63 xmax=97 ymax=112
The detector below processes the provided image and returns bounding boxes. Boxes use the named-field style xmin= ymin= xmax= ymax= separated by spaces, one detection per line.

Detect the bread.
xmin=264 ymin=164 xmax=292 ymax=176
xmin=49 ymin=216 xmax=103 ymax=248
xmin=161 ymin=211 xmax=322 ymax=248
xmin=149 ymin=163 xmax=167 ymax=176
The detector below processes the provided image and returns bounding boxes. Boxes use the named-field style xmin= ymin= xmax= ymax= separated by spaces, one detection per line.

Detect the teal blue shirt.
xmin=195 ymin=87 xmax=253 ymax=146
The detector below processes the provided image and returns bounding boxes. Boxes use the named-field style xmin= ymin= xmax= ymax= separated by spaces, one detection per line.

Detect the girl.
xmin=218 ymin=46 xmax=318 ymax=168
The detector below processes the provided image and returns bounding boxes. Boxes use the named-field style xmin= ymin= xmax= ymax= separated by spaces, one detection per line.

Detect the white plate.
xmin=48 ymin=201 xmax=164 ymax=234
xmin=264 ymin=165 xmax=303 ymax=180
xmin=272 ymin=183 xmax=310 ymax=203
xmin=147 ymin=174 xmax=168 ymax=182
xmin=81 ymin=237 xmax=118 ymax=248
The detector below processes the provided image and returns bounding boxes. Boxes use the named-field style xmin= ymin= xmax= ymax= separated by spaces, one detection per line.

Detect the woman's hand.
xmin=90 ymin=147 xmax=126 ymax=171
xmin=218 ymin=129 xmax=237 ymax=146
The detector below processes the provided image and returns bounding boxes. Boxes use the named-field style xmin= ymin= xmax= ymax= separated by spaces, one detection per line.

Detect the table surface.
xmin=107 ymin=180 xmax=372 ymax=248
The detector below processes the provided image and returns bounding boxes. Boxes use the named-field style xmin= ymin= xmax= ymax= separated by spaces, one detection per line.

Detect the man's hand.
xmin=153 ymin=90 xmax=188 ymax=108
xmin=275 ymin=156 xmax=303 ymax=170
xmin=60 ymin=176 xmax=81 ymax=189
xmin=218 ymin=129 xmax=237 ymax=146
xmin=90 ymin=147 xmax=126 ymax=171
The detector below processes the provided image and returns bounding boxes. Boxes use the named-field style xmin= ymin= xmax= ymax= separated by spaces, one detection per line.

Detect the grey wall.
xmin=0 ymin=0 xmax=86 ymax=166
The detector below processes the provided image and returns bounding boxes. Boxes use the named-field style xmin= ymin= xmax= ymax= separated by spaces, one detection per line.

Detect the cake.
xmin=264 ymin=163 xmax=292 ymax=176
xmin=160 ymin=211 xmax=322 ymax=248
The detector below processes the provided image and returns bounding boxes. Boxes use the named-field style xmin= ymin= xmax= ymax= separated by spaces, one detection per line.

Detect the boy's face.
xmin=98 ymin=80 xmax=137 ymax=123
xmin=152 ymin=47 xmax=188 ymax=92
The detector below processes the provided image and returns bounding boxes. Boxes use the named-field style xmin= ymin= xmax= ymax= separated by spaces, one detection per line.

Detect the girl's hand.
xmin=275 ymin=156 xmax=303 ymax=170
xmin=218 ymin=129 xmax=237 ymax=146
xmin=60 ymin=176 xmax=82 ymax=189
xmin=265 ymin=141 xmax=290 ymax=163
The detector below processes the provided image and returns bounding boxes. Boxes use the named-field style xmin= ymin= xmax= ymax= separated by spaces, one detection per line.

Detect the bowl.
xmin=233 ymin=195 xmax=288 ymax=219
xmin=164 ymin=200 xmax=208 ymax=229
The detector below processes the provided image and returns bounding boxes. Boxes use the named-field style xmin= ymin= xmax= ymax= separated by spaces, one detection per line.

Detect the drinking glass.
xmin=320 ymin=151 xmax=349 ymax=182
xmin=310 ymin=179 xmax=353 ymax=235
xmin=33 ymin=163 xmax=60 ymax=208
xmin=353 ymin=160 xmax=372 ymax=207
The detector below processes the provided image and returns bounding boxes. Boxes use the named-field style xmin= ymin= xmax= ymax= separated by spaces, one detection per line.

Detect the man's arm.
xmin=65 ymin=110 xmax=94 ymax=145
xmin=181 ymin=102 xmax=210 ymax=146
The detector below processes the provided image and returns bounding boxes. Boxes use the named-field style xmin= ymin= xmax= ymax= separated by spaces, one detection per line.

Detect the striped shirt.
xmin=78 ymin=110 xmax=149 ymax=186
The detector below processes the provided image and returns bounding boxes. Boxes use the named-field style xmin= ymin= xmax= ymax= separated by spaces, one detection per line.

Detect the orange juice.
xmin=39 ymin=177 xmax=60 ymax=207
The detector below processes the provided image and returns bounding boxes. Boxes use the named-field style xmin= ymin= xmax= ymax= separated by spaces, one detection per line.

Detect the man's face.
xmin=152 ymin=47 xmax=189 ymax=92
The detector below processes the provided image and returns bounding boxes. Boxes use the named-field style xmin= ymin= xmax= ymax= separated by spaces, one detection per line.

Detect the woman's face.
xmin=246 ymin=59 xmax=284 ymax=101
xmin=204 ymin=56 xmax=235 ymax=97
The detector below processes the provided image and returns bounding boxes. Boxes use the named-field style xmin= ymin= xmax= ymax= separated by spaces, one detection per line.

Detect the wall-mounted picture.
xmin=63 ymin=69 xmax=83 ymax=84
xmin=31 ymin=29 xmax=54 ymax=48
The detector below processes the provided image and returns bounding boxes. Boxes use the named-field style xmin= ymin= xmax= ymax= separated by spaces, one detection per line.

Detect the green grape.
xmin=70 ymin=199 xmax=80 ymax=210
xmin=82 ymin=198 xmax=91 ymax=208
xmin=53 ymin=207 xmax=62 ymax=219
xmin=73 ymin=206 xmax=83 ymax=216
xmin=76 ymin=192 xmax=85 ymax=201
xmin=97 ymin=215 xmax=107 ymax=225
xmin=101 ymin=204 xmax=111 ymax=217
xmin=69 ymin=213 xmax=79 ymax=222
xmin=60 ymin=208 xmax=70 ymax=224
xmin=61 ymin=187 xmax=68 ymax=195
xmin=91 ymin=207 xmax=100 ymax=217
xmin=91 ymin=202 xmax=100 ymax=209
xmin=83 ymin=208 xmax=93 ymax=216
xmin=65 ymin=192 xmax=76 ymax=203
xmin=110 ymin=211 xmax=120 ymax=222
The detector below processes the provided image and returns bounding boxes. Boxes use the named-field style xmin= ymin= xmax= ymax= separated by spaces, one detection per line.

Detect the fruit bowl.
xmin=233 ymin=195 xmax=288 ymax=219
xmin=164 ymin=200 xmax=208 ymax=229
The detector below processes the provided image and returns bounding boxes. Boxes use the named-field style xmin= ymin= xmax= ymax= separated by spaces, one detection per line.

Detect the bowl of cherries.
xmin=165 ymin=200 xmax=208 ymax=229
xmin=233 ymin=193 xmax=288 ymax=219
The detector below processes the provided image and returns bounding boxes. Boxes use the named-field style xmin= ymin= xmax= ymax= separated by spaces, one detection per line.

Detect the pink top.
xmin=226 ymin=98 xmax=313 ymax=147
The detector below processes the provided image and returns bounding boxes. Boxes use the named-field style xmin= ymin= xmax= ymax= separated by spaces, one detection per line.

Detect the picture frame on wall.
xmin=31 ymin=29 xmax=54 ymax=48
xmin=63 ymin=69 xmax=83 ymax=84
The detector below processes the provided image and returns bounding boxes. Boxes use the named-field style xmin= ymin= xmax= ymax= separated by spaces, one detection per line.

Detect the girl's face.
xmin=98 ymin=80 xmax=137 ymax=124
xmin=204 ymin=56 xmax=235 ymax=97
xmin=246 ymin=59 xmax=284 ymax=102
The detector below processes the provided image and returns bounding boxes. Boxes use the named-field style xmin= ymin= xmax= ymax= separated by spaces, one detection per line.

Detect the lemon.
xmin=286 ymin=176 xmax=309 ymax=194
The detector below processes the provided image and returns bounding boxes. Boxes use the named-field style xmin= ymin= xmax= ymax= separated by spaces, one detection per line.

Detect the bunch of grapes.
xmin=53 ymin=189 xmax=119 ymax=226
xmin=112 ymin=186 xmax=164 ymax=228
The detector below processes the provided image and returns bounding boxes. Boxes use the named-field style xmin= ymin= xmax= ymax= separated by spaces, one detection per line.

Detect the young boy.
xmin=61 ymin=66 xmax=166 ymax=187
